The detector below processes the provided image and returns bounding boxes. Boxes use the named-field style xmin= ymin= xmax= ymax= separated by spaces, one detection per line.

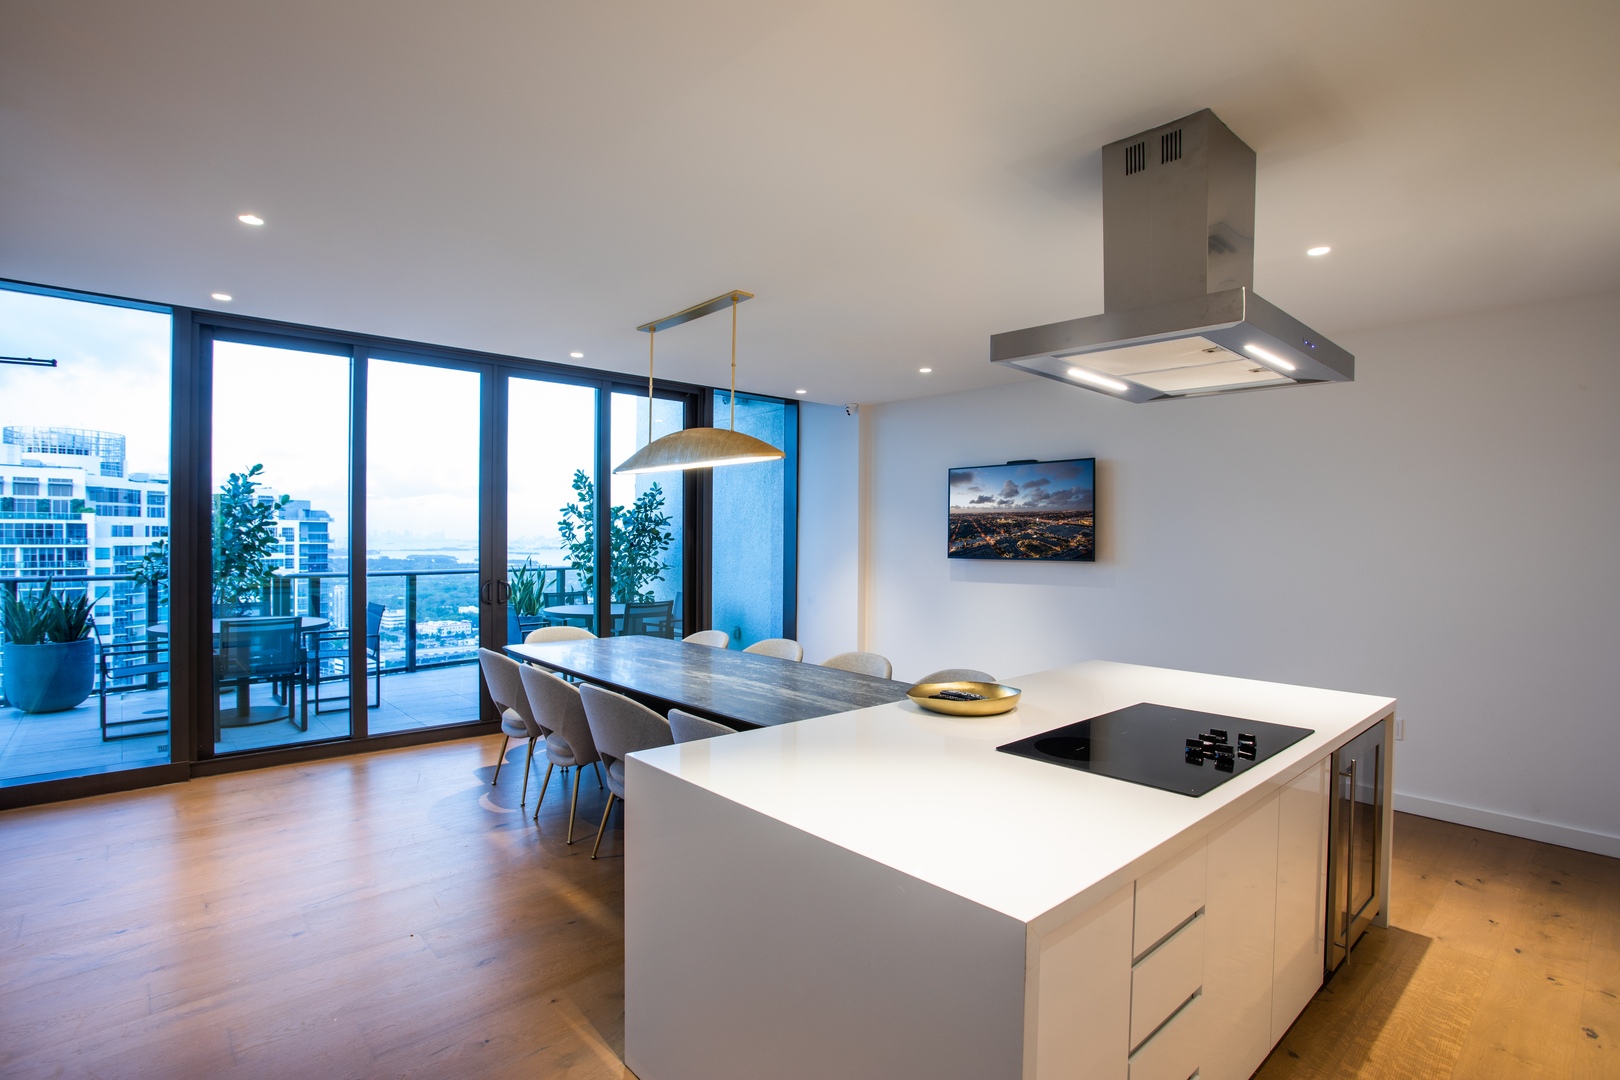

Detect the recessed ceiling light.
xmin=238 ymin=213 xmax=264 ymax=226
xmin=1066 ymin=366 xmax=1131 ymax=393
xmin=918 ymin=367 xmax=932 ymax=374
xmin=1243 ymin=344 xmax=1297 ymax=372
xmin=794 ymin=389 xmax=807 ymax=395
xmin=570 ymin=351 xmax=584 ymax=359
xmin=211 ymin=292 xmax=232 ymax=302
xmin=1306 ymin=245 xmax=1331 ymax=257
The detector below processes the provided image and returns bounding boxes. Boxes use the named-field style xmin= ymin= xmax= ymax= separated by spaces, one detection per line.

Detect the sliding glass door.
xmin=366 ymin=357 xmax=485 ymax=734
xmin=2 ymin=276 xmax=798 ymax=804
xmin=506 ymin=375 xmax=600 ymax=640
xmin=0 ymin=283 xmax=173 ymax=785
xmin=209 ymin=338 xmax=353 ymax=753
xmin=608 ymin=391 xmax=687 ymax=639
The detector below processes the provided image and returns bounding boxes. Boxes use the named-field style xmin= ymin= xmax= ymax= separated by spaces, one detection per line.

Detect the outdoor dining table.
xmin=505 ymin=635 xmax=913 ymax=729
xmin=147 ymin=616 xmax=331 ymax=725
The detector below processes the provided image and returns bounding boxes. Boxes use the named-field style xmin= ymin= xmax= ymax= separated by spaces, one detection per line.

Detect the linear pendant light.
xmin=613 ymin=290 xmax=786 ymax=475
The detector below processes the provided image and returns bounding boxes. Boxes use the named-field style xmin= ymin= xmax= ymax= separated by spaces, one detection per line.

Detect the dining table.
xmin=505 ymin=635 xmax=913 ymax=729
xmin=148 ymin=616 xmax=331 ymax=726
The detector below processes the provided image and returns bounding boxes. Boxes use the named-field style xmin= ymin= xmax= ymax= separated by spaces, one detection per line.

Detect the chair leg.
xmin=533 ymin=762 xmax=554 ymax=821
xmin=492 ymin=734 xmax=510 ymax=784
xmin=567 ymin=767 xmax=583 ymax=844
xmin=593 ymin=761 xmax=604 ymax=789
xmin=520 ymin=737 xmax=535 ymax=805
xmin=591 ymin=792 xmax=618 ymax=860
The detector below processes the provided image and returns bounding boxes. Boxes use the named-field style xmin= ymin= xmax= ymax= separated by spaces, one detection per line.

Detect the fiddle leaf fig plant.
xmin=557 ymin=469 xmax=674 ymax=603
xmin=212 ymin=464 xmax=290 ymax=614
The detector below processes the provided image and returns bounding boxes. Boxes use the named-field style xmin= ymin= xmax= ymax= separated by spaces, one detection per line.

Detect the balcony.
xmin=0 ymin=566 xmax=572 ymax=786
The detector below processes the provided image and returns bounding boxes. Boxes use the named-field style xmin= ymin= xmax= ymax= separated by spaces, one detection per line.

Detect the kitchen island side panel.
xmin=626 ymin=758 xmax=1029 ymax=1080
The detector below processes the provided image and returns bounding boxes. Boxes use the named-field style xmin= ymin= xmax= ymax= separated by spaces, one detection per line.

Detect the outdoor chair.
xmin=214 ymin=617 xmax=307 ymax=738
xmin=310 ymin=601 xmax=384 ymax=713
xmin=622 ymin=600 xmax=675 ymax=638
xmin=98 ymin=638 xmax=169 ymax=741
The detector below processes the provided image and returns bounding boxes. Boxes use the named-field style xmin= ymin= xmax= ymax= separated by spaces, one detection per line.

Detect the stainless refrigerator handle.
xmin=1342 ymin=757 xmax=1357 ymax=940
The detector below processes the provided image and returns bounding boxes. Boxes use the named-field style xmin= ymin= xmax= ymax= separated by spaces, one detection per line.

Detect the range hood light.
xmin=991 ymin=109 xmax=1352 ymax=402
xmin=1242 ymin=344 xmax=1296 ymax=372
xmin=1067 ymin=367 xmax=1131 ymax=393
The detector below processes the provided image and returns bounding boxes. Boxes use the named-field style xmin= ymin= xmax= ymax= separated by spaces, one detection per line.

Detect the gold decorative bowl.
xmin=906 ymin=681 xmax=1022 ymax=717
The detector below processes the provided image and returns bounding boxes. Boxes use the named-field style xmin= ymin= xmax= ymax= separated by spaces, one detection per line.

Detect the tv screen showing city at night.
xmin=948 ymin=458 xmax=1095 ymax=561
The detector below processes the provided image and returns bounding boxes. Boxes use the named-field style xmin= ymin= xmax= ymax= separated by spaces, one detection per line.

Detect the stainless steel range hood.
xmin=992 ymin=109 xmax=1353 ymax=402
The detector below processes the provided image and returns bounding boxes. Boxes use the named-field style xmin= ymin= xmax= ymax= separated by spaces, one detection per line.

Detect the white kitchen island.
xmin=625 ymin=661 xmax=1395 ymax=1080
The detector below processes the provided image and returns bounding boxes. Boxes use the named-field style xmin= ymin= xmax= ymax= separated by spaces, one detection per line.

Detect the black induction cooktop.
xmin=996 ymin=702 xmax=1314 ymax=797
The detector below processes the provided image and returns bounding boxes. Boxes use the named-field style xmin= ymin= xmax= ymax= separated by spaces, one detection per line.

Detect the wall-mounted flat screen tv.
xmin=948 ymin=458 xmax=1095 ymax=561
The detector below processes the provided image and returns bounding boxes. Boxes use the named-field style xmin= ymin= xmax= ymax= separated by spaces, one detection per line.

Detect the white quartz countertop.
xmin=633 ymin=660 xmax=1395 ymax=926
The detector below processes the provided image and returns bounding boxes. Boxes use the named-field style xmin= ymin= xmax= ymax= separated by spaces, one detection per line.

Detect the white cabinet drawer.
xmin=1134 ymin=841 xmax=1207 ymax=959
xmin=1130 ymin=912 xmax=1204 ymax=1051
xmin=1129 ymin=991 xmax=1201 ymax=1080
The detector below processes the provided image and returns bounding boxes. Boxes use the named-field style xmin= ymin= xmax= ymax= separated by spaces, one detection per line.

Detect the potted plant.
xmin=1 ymin=580 xmax=97 ymax=713
xmin=557 ymin=470 xmax=674 ymax=602
xmin=212 ymin=464 xmax=289 ymax=615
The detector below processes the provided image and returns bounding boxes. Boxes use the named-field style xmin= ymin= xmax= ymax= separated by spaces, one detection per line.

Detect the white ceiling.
xmin=3 ymin=0 xmax=1617 ymax=405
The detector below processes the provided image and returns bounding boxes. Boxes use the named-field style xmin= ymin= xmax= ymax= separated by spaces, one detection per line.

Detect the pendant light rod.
xmin=614 ymin=287 xmax=780 ymax=476
xmin=729 ymin=295 xmax=738 ymax=431
xmin=636 ymin=290 xmax=753 ymax=334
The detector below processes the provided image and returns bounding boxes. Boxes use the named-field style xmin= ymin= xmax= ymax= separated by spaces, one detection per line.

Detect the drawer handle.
xmin=1129 ymin=988 xmax=1201 ymax=1058
xmin=1132 ymin=907 xmax=1205 ymax=967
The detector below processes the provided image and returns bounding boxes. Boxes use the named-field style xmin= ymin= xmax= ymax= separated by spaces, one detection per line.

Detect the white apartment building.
xmin=0 ymin=425 xmax=339 ymax=641
xmin=0 ymin=426 xmax=169 ymax=644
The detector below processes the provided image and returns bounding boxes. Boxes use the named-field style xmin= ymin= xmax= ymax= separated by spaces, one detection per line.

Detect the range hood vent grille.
xmin=991 ymin=108 xmax=1353 ymax=403
xmin=1160 ymin=128 xmax=1182 ymax=164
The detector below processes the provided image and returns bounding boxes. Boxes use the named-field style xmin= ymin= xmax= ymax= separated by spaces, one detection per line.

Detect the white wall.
xmin=825 ymin=291 xmax=1620 ymax=855
xmin=795 ymin=402 xmax=861 ymax=665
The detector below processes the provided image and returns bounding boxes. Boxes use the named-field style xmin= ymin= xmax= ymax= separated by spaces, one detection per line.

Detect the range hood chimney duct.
xmin=991 ymin=109 xmax=1353 ymax=402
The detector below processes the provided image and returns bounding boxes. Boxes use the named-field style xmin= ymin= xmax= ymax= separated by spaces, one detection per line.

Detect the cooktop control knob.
xmin=1207 ymin=728 xmax=1229 ymax=743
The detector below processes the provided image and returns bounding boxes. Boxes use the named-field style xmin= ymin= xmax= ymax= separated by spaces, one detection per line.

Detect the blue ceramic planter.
xmin=2 ymin=638 xmax=96 ymax=713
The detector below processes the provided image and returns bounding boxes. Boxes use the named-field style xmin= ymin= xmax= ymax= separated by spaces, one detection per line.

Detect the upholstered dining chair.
xmin=820 ymin=651 xmax=893 ymax=679
xmin=478 ymin=648 xmax=544 ymax=805
xmin=578 ymin=683 xmax=674 ymax=859
xmin=518 ymin=662 xmax=603 ymax=841
xmin=525 ymin=625 xmax=596 ymax=644
xmin=916 ymin=667 xmax=997 ymax=684
xmin=668 ymin=708 xmax=735 ymax=743
xmin=742 ymin=637 xmax=803 ymax=661
xmin=682 ymin=629 xmax=730 ymax=649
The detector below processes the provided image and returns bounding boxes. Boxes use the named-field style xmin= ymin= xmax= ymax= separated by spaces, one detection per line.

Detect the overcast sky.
xmin=949 ymin=459 xmax=1094 ymax=513
xmin=4 ymin=284 xmax=689 ymax=565
xmin=0 ymin=288 xmax=170 ymax=476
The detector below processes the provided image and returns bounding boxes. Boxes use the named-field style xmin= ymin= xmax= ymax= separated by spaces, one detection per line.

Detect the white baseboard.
xmin=1395 ymin=793 xmax=1620 ymax=859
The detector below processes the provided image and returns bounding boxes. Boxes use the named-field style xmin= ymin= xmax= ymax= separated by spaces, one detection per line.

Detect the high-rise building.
xmin=0 ymin=426 xmax=169 ymax=644
xmin=1 ymin=425 xmax=340 ymax=642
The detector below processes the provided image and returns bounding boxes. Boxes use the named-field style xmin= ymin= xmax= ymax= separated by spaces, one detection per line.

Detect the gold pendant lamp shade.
xmin=613 ymin=290 xmax=786 ymax=475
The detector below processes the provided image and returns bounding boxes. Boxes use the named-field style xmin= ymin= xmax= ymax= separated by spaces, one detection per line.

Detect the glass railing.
xmin=1 ymin=565 xmax=587 ymax=706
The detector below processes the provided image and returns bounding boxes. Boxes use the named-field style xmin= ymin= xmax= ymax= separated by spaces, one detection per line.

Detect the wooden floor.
xmin=1259 ymin=811 xmax=1619 ymax=1079
xmin=0 ymin=736 xmax=632 ymax=1079
xmin=1 ymin=744 xmax=1615 ymax=1079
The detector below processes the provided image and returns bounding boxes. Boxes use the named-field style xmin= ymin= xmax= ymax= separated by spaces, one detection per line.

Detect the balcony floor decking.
xmin=0 ymin=663 xmax=482 ymax=785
